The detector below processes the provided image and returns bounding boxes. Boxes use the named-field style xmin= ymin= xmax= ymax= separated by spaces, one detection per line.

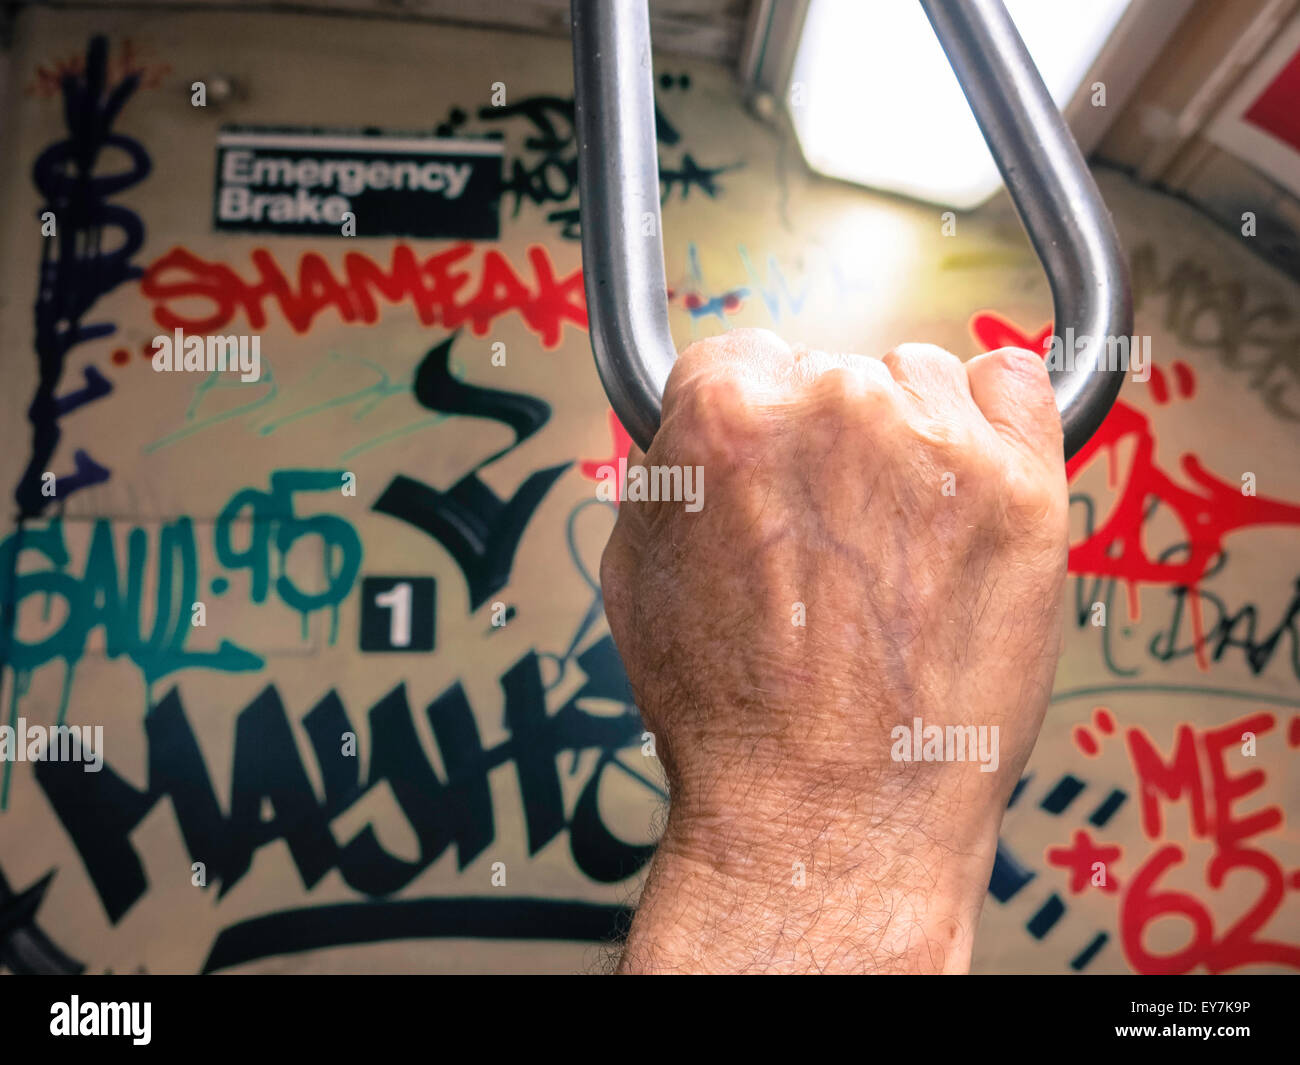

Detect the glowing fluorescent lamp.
xmin=787 ymin=0 xmax=1133 ymax=209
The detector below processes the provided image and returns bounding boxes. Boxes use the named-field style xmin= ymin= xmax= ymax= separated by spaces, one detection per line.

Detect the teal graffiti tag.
xmin=0 ymin=470 xmax=363 ymax=808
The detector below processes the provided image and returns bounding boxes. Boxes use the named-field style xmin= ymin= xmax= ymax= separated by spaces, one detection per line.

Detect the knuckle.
xmin=953 ymin=437 xmax=1002 ymax=496
xmin=726 ymin=326 xmax=788 ymax=351
xmin=690 ymin=368 xmax=752 ymax=423
xmin=672 ymin=369 xmax=765 ymax=462
xmin=674 ymin=335 xmax=726 ymax=375
xmin=807 ymin=364 xmax=900 ymax=428
xmin=887 ymin=342 xmax=964 ymax=373
xmin=987 ymin=346 xmax=1052 ymax=393
xmin=907 ymin=408 xmax=979 ymax=458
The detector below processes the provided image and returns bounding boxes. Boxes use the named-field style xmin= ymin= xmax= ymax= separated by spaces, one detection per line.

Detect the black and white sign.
xmin=213 ymin=129 xmax=502 ymax=238
xmin=359 ymin=576 xmax=436 ymax=653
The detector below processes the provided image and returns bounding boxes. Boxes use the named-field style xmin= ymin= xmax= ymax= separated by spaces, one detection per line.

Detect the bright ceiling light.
xmin=788 ymin=0 xmax=1133 ymax=209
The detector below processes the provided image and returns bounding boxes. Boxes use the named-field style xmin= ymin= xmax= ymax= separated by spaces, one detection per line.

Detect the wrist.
xmin=619 ymin=776 xmax=1002 ymax=974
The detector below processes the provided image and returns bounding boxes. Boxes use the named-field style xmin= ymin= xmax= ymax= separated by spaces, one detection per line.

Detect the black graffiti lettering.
xmin=569 ymin=754 xmax=658 ymax=884
xmin=303 ymin=689 xmax=363 ymax=812
xmin=36 ymin=642 xmax=650 ymax=924
xmin=0 ymin=865 xmax=84 ymax=974
xmin=413 ymin=334 xmax=551 ymax=450
xmin=425 ymin=682 xmax=495 ymax=865
xmin=373 ymin=469 xmax=567 ymax=611
xmin=437 ymin=91 xmax=726 ymax=238
xmin=224 ymin=687 xmax=338 ymax=896
xmin=374 ymin=334 xmax=570 ymax=609
xmin=502 ymin=653 xmax=566 ymax=852
xmin=1131 ymin=244 xmax=1300 ymax=422
xmin=202 ymin=895 xmax=631 ymax=973
xmin=1149 ymin=574 xmax=1300 ymax=680
xmin=18 ymin=35 xmax=151 ymax=516
xmin=658 ymin=153 xmax=743 ymax=202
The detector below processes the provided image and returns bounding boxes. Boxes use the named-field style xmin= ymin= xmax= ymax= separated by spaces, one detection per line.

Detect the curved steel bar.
xmin=920 ymin=0 xmax=1132 ymax=457
xmin=572 ymin=0 xmax=1132 ymax=458
xmin=571 ymin=0 xmax=675 ymax=453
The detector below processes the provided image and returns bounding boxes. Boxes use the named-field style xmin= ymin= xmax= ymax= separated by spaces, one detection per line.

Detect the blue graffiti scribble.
xmin=19 ymin=35 xmax=149 ymax=516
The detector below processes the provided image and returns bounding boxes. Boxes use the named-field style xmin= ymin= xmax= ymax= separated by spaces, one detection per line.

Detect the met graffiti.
xmin=1053 ymin=707 xmax=1300 ymax=973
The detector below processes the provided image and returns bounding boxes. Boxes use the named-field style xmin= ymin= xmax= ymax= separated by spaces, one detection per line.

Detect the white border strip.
xmin=216 ymin=131 xmax=504 ymax=156
xmin=1205 ymin=13 xmax=1300 ymax=198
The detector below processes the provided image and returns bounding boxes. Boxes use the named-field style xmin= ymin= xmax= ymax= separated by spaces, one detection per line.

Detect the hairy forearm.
xmin=618 ymin=783 xmax=1001 ymax=974
xmin=600 ymin=332 xmax=1069 ymax=975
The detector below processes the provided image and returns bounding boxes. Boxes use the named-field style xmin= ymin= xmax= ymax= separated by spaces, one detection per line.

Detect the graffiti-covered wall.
xmin=0 ymin=6 xmax=1297 ymax=974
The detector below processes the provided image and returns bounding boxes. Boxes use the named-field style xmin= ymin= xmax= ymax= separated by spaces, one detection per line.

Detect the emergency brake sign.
xmin=213 ymin=128 xmax=502 ymax=238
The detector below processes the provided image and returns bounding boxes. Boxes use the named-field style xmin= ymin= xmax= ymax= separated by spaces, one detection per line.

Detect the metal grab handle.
xmin=571 ymin=0 xmax=1133 ymax=459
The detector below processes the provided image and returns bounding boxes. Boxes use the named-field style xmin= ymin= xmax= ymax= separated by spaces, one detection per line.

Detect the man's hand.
xmin=600 ymin=329 xmax=1069 ymax=973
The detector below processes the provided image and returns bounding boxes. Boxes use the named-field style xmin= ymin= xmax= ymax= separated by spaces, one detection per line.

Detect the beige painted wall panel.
xmin=0 ymin=6 xmax=1296 ymax=975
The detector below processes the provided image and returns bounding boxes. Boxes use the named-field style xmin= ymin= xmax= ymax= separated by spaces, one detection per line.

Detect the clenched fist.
xmin=600 ymin=329 xmax=1069 ymax=974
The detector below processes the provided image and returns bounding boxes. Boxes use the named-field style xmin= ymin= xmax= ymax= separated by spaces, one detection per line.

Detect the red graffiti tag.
xmin=973 ymin=312 xmax=1300 ymax=669
xmin=140 ymin=243 xmax=588 ymax=349
xmin=1046 ymin=829 xmax=1123 ymax=894
xmin=1067 ymin=708 xmax=1300 ymax=974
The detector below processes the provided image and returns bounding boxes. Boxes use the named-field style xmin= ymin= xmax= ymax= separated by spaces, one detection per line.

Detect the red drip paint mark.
xmin=972 ymin=312 xmax=1300 ymax=671
xmin=27 ymin=38 xmax=171 ymax=98
xmin=1148 ymin=364 xmax=1168 ymax=405
xmin=1047 ymin=830 xmax=1122 ymax=894
xmin=1074 ymin=725 xmax=1100 ymax=756
xmin=683 ymin=293 xmax=702 ymax=310
xmin=970 ymin=315 xmax=1053 ymax=355
xmin=1173 ymin=360 xmax=1195 ymax=398
xmin=1096 ymin=708 xmax=1115 ymax=735
xmin=579 ymin=410 xmax=635 ymax=501
xmin=140 ymin=243 xmax=588 ymax=349
xmin=110 ymin=347 xmax=130 ymax=367
xmin=1288 ymin=716 xmax=1300 ymax=748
